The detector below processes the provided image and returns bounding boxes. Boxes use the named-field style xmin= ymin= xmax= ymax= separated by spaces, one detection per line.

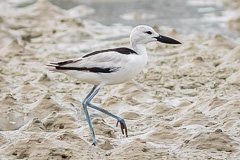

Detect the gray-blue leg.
xmin=82 ymin=85 xmax=98 ymax=146
xmin=87 ymin=103 xmax=128 ymax=137
xmin=85 ymin=87 xmax=128 ymax=137
xmin=82 ymin=85 xmax=128 ymax=146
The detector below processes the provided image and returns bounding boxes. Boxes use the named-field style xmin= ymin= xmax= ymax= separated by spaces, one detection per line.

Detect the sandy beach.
xmin=0 ymin=0 xmax=240 ymax=159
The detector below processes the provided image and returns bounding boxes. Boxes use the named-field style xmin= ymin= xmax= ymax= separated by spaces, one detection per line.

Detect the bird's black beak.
xmin=154 ymin=35 xmax=181 ymax=44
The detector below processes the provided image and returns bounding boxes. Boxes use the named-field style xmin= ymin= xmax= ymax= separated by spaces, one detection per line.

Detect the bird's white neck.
xmin=131 ymin=42 xmax=148 ymax=69
xmin=132 ymin=43 xmax=147 ymax=56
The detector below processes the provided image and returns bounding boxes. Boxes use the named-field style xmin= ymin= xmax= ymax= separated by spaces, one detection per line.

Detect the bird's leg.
xmin=85 ymin=88 xmax=128 ymax=137
xmin=82 ymin=84 xmax=128 ymax=146
xmin=82 ymin=85 xmax=98 ymax=146
xmin=87 ymin=103 xmax=128 ymax=137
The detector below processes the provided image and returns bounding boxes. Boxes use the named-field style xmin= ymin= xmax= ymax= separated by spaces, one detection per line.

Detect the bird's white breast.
xmin=99 ymin=54 xmax=148 ymax=85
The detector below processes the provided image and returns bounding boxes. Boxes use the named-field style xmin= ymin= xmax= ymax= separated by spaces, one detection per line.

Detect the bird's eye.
xmin=145 ymin=31 xmax=152 ymax=35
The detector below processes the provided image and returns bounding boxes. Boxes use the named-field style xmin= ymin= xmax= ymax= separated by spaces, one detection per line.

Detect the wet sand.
xmin=0 ymin=1 xmax=240 ymax=159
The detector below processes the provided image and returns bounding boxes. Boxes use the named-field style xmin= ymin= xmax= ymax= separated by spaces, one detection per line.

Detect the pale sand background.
xmin=0 ymin=0 xmax=240 ymax=159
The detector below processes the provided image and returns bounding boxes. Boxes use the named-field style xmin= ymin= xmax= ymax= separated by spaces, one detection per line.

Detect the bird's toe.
xmin=116 ymin=118 xmax=128 ymax=137
xmin=92 ymin=141 xmax=98 ymax=146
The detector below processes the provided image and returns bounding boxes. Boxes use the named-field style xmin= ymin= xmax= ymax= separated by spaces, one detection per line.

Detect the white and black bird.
xmin=48 ymin=25 xmax=181 ymax=145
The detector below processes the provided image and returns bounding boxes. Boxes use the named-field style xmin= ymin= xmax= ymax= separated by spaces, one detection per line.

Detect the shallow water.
xmin=49 ymin=0 xmax=239 ymax=38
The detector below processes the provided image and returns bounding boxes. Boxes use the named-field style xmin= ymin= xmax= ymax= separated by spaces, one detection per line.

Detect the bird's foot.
xmin=116 ymin=118 xmax=128 ymax=137
xmin=92 ymin=140 xmax=98 ymax=146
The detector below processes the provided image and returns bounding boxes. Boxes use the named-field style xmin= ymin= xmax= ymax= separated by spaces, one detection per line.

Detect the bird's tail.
xmin=46 ymin=63 xmax=64 ymax=72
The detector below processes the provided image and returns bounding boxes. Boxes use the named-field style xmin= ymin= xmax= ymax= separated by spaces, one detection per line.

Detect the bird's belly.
xmin=101 ymin=58 xmax=146 ymax=85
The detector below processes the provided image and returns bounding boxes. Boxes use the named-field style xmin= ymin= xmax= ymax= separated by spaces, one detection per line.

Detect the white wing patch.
xmin=63 ymin=51 xmax=130 ymax=70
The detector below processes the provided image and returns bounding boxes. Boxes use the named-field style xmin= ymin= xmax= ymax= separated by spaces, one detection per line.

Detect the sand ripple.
xmin=0 ymin=0 xmax=240 ymax=159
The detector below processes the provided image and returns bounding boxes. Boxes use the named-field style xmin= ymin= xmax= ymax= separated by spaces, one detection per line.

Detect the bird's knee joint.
xmin=82 ymin=101 xmax=87 ymax=107
xmin=118 ymin=117 xmax=125 ymax=123
xmin=82 ymin=100 xmax=90 ymax=107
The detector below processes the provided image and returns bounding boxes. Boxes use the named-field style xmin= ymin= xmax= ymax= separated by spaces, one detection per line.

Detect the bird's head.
xmin=130 ymin=25 xmax=181 ymax=45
